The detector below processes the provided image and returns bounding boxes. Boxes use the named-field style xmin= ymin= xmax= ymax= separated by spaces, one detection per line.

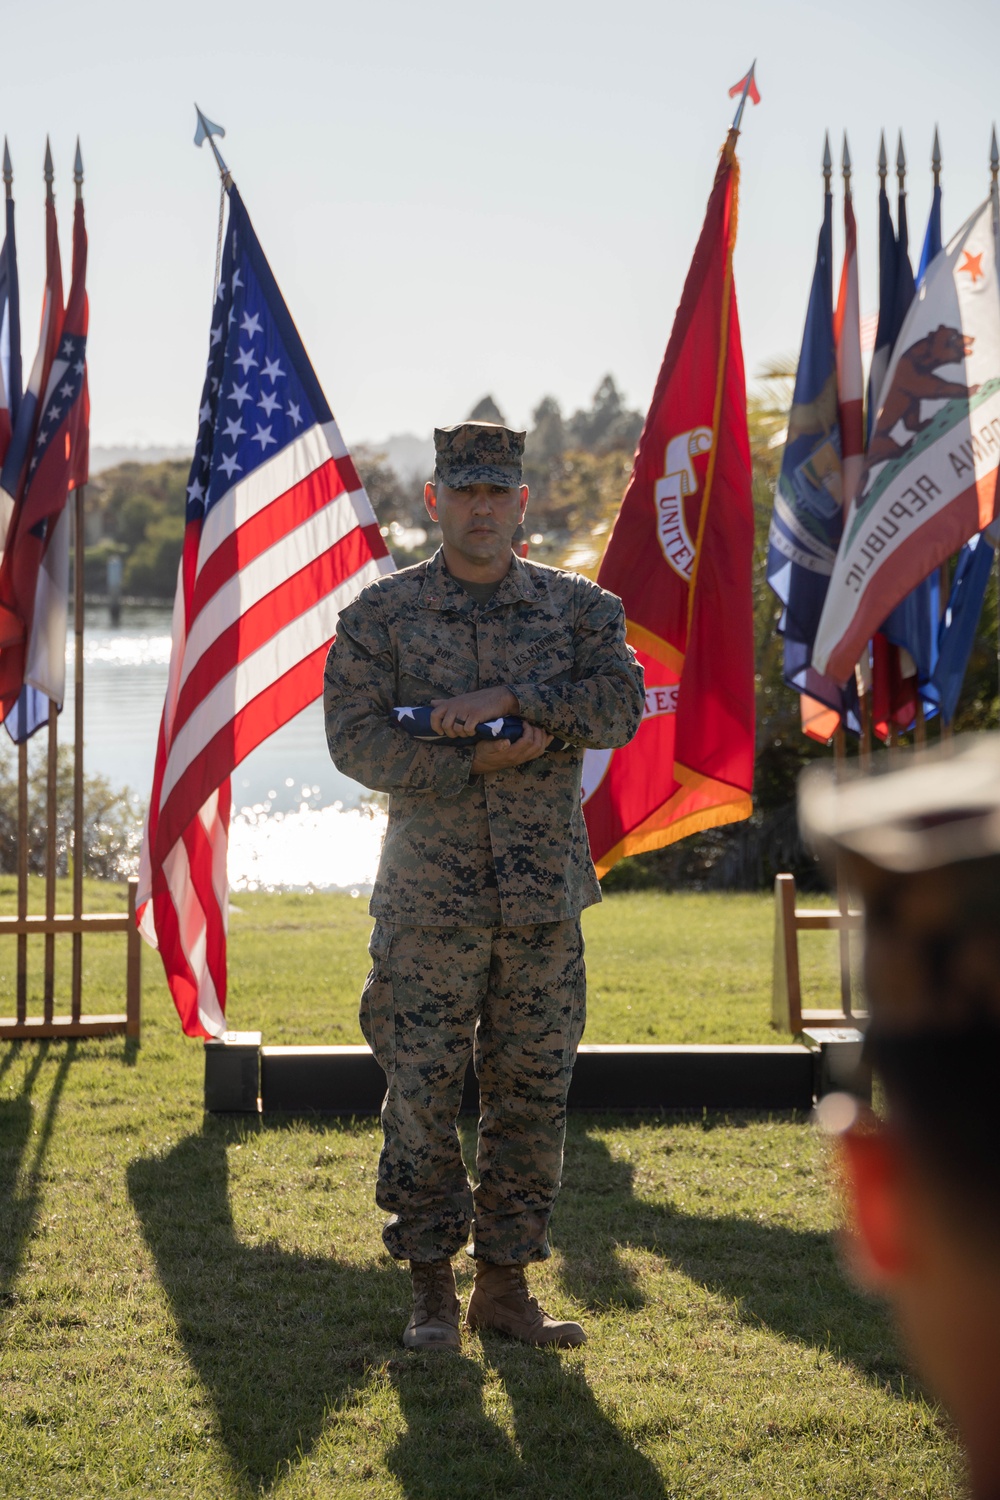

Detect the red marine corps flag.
xmin=583 ymin=129 xmax=755 ymax=875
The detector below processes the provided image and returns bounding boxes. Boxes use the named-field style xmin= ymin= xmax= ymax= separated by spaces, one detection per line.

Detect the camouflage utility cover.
xmin=433 ymin=421 xmax=526 ymax=489
xmin=324 ymin=548 xmax=645 ymax=926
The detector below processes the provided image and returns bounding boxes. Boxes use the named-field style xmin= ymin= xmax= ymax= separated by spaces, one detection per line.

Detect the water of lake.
xmin=41 ymin=605 xmax=387 ymax=891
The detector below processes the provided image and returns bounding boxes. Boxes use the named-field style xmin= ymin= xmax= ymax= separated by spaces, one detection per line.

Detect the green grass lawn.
xmin=0 ymin=883 xmax=962 ymax=1498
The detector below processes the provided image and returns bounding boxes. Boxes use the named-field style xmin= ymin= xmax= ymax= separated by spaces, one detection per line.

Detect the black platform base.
xmin=203 ymin=1037 xmax=855 ymax=1116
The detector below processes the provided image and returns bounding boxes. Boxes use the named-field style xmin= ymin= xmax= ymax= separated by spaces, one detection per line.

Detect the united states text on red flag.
xmin=137 ymin=184 xmax=393 ymax=1037
xmin=583 ymin=139 xmax=754 ymax=875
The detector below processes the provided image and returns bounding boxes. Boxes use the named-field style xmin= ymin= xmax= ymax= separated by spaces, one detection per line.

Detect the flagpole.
xmin=890 ymin=131 xmax=909 ymax=754
xmin=832 ymin=123 xmax=854 ymax=1004
xmin=929 ymin=127 xmax=952 ymax=743
xmin=71 ymin=139 xmax=85 ymax=1023
xmin=41 ymin=138 xmax=58 ymax=1022
xmin=7 ymin=140 xmax=28 ymax=1021
xmin=841 ymin=130 xmax=873 ymax=771
xmin=194 ymin=106 xmax=233 ymax=300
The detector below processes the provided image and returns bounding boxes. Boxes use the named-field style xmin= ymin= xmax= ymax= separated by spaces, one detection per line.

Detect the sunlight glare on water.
xmin=227 ymin=802 xmax=387 ymax=893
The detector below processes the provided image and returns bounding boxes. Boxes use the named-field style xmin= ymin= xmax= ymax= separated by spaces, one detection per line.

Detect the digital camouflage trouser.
xmin=359 ymin=918 xmax=587 ymax=1265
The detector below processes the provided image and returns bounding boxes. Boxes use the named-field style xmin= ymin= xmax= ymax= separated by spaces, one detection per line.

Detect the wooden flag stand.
xmin=0 ymin=487 xmax=141 ymax=1040
xmin=771 ymin=728 xmax=866 ymax=1035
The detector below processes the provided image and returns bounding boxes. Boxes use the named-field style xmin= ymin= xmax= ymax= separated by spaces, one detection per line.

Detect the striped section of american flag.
xmin=137 ymin=184 xmax=392 ymax=1037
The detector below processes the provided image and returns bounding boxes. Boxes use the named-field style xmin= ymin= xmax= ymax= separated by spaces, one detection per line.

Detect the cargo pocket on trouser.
xmin=360 ymin=920 xmax=396 ymax=1074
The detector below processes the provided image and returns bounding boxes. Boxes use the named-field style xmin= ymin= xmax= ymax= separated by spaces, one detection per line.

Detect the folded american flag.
xmin=393 ymin=705 xmax=566 ymax=751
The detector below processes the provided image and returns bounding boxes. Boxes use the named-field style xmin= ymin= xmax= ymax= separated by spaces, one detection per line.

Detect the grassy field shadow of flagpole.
xmin=554 ymin=1117 xmax=908 ymax=1394
xmin=0 ymin=1042 xmax=74 ymax=1320
xmin=127 ymin=1120 xmax=400 ymax=1497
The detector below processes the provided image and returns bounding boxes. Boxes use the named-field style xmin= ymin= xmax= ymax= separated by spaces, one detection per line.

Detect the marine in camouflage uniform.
xmin=324 ymin=420 xmax=644 ymax=1345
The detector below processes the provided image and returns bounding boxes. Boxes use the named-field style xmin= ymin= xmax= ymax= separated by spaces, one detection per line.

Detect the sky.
xmin=4 ymin=0 xmax=1000 ymax=453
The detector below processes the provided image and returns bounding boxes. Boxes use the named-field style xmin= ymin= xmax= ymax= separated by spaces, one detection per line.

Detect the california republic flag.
xmin=813 ymin=198 xmax=1000 ymax=682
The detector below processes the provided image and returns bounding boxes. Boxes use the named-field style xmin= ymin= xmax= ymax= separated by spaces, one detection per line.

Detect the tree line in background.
xmin=57 ymin=371 xmax=999 ymax=890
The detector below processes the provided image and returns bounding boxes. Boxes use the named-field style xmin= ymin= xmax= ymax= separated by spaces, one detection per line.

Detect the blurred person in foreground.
xmin=800 ymin=735 xmax=1000 ymax=1500
xmin=324 ymin=420 xmax=644 ymax=1351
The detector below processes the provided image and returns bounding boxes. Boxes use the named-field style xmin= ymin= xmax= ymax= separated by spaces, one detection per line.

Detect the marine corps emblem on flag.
xmin=583 ymin=136 xmax=754 ymax=877
xmin=654 ymin=426 xmax=713 ymax=579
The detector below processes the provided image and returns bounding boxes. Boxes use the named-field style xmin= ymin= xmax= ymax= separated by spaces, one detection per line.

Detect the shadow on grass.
xmin=128 ymin=1120 xmax=401 ymax=1497
xmin=386 ymin=1335 xmax=667 ymax=1500
xmin=556 ymin=1117 xmax=905 ymax=1391
xmin=0 ymin=1043 xmax=74 ymax=1314
xmin=130 ymin=1120 xmax=668 ymax=1500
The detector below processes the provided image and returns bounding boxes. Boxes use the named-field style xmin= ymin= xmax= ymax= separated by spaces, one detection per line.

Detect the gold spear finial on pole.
xmin=43 ymin=136 xmax=54 ymax=204
xmin=896 ymin=130 xmax=907 ymax=196
xmin=3 ymin=139 xmax=12 ymax=201
xmin=74 ymin=138 xmax=84 ymax=202
xmin=842 ymin=131 xmax=852 ymax=200
xmin=877 ymin=130 xmax=887 ymax=189
xmin=991 ymin=124 xmax=999 ymax=191
xmin=822 ymin=131 xmax=832 ymax=194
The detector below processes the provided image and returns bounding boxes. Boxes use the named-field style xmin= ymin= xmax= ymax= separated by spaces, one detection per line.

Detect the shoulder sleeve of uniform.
xmin=510 ymin=572 xmax=645 ymax=749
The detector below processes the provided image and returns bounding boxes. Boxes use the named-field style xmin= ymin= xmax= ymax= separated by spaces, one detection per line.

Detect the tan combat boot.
xmin=403 ymin=1259 xmax=461 ymax=1351
xmin=465 ymin=1261 xmax=586 ymax=1347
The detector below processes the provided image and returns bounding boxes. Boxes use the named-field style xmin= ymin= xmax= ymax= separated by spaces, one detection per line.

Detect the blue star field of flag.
xmin=27 ymin=333 xmax=86 ymax=485
xmin=186 ymin=186 xmax=331 ymax=525
xmin=393 ymin=705 xmax=567 ymax=751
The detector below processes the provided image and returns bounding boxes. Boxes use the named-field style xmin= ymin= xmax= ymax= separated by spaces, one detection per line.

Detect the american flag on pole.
xmin=0 ymin=170 xmax=84 ymax=737
xmin=137 ymin=183 xmax=392 ymax=1037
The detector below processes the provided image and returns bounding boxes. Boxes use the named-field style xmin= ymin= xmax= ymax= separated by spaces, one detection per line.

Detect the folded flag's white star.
xmin=395 ymin=706 xmax=416 ymax=720
xmin=483 ymin=718 xmax=505 ymax=736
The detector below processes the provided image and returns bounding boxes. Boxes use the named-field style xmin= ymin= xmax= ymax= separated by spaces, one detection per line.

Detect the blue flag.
xmin=928 ymin=529 xmax=996 ymax=723
xmin=767 ymin=192 xmax=857 ymax=729
xmin=0 ymin=195 xmax=22 ymax=448
xmin=916 ymin=182 xmax=943 ymax=286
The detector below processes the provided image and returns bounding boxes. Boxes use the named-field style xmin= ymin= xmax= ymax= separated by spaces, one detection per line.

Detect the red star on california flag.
xmin=959 ymin=250 xmax=985 ymax=283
